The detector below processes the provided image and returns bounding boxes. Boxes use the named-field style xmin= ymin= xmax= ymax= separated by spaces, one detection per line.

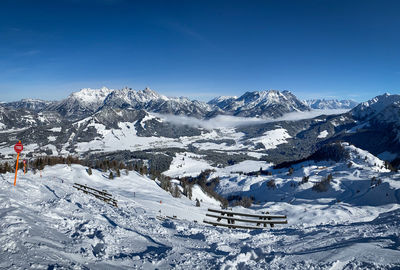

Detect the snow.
xmin=0 ymin=162 xmax=399 ymax=268
xmin=191 ymin=184 xmax=220 ymax=205
xmin=304 ymin=99 xmax=358 ymax=110
xmin=48 ymin=136 xmax=57 ymax=142
xmin=346 ymin=121 xmax=370 ymax=133
xmin=317 ymin=130 xmax=329 ymax=138
xmin=208 ymin=95 xmax=237 ymax=104
xmin=212 ymin=160 xmax=272 ymax=177
xmin=247 ymin=151 xmax=266 ymax=158
xmin=0 ymin=143 xmax=39 ymax=158
xmin=70 ymin=87 xmax=114 ymax=105
xmin=163 ymin=152 xmax=213 ymax=177
xmin=75 ymin=122 xmax=182 ymax=153
xmin=43 ymin=144 xmax=59 ymax=155
xmin=105 ymin=87 xmax=168 ymax=106
xmin=139 ymin=114 xmax=160 ymax=128
xmin=250 ymin=128 xmax=291 ymax=149
xmin=0 ymin=127 xmax=27 ymax=134
xmin=214 ymin=144 xmax=397 ymax=227
xmin=48 ymin=127 xmax=62 ymax=132
xmin=352 ymin=93 xmax=400 ymax=119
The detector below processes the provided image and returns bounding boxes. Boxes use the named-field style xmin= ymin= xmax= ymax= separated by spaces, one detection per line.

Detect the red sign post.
xmin=14 ymin=141 xmax=23 ymax=186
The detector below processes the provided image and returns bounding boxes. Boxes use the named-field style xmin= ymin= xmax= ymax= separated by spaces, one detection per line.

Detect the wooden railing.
xmin=203 ymin=208 xmax=287 ymax=229
xmin=73 ymin=183 xmax=118 ymax=207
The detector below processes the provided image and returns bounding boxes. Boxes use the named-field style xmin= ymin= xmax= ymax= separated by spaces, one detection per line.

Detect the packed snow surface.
xmin=164 ymin=152 xmax=213 ymax=178
xmin=317 ymin=130 xmax=329 ymax=138
xmin=1 ymin=146 xmax=400 ymax=269
xmin=250 ymin=128 xmax=291 ymax=149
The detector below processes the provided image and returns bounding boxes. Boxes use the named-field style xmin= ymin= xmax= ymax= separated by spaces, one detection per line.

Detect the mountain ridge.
xmin=304 ymin=99 xmax=358 ymax=110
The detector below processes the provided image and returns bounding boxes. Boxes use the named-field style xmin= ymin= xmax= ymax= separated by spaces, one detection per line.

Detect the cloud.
xmin=153 ymin=114 xmax=259 ymax=129
xmin=154 ymin=109 xmax=350 ymax=130
xmin=273 ymin=109 xmax=350 ymax=121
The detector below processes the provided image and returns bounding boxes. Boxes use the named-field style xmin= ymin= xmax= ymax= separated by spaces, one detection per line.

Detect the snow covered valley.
xmin=1 ymin=145 xmax=400 ymax=269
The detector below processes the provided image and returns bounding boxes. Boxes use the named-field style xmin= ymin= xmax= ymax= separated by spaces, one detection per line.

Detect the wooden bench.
xmin=203 ymin=208 xmax=287 ymax=229
xmin=73 ymin=183 xmax=118 ymax=207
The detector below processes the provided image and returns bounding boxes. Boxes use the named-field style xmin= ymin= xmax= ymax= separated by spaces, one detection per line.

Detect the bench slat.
xmin=203 ymin=220 xmax=265 ymax=230
xmin=73 ymin=183 xmax=112 ymax=197
xmin=208 ymin=208 xmax=286 ymax=219
xmin=73 ymin=186 xmax=118 ymax=207
xmin=206 ymin=213 xmax=287 ymax=224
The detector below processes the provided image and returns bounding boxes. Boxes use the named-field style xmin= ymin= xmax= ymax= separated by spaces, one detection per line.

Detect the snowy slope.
xmin=351 ymin=93 xmax=400 ymax=120
xmin=214 ymin=143 xmax=400 ymax=225
xmin=249 ymin=128 xmax=292 ymax=149
xmin=1 ymin=161 xmax=399 ymax=269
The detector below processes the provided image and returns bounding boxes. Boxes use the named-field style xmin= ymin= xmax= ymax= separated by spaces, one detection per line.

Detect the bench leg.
xmin=269 ymin=218 xmax=274 ymax=228
xmin=218 ymin=213 xmax=225 ymax=222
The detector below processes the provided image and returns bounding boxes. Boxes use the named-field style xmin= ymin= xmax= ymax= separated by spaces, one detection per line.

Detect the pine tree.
xmin=109 ymin=172 xmax=114 ymax=180
xmin=4 ymin=162 xmax=10 ymax=173
xmin=172 ymin=185 xmax=180 ymax=198
xmin=187 ymin=184 xmax=193 ymax=200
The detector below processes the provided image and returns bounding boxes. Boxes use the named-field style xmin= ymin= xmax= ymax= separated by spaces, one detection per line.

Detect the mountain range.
xmin=2 ymin=87 xmax=358 ymax=121
xmin=1 ymin=87 xmax=399 ymax=169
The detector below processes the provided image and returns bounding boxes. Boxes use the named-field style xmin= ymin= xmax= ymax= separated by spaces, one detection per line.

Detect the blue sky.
xmin=0 ymin=0 xmax=399 ymax=102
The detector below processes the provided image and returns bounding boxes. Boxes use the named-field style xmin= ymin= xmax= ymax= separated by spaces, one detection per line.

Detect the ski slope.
xmin=0 ymin=160 xmax=399 ymax=269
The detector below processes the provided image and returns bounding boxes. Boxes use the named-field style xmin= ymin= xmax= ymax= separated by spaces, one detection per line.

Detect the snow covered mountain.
xmin=309 ymin=93 xmax=400 ymax=161
xmin=351 ymin=93 xmax=400 ymax=120
xmin=102 ymin=87 xmax=168 ymax=107
xmin=0 ymin=104 xmax=62 ymax=130
xmin=4 ymin=98 xmax=55 ymax=112
xmin=304 ymin=99 xmax=358 ymax=110
xmin=207 ymin=95 xmax=237 ymax=107
xmin=46 ymin=87 xmax=114 ymax=119
xmin=102 ymin=87 xmax=214 ymax=118
xmin=209 ymin=90 xmax=310 ymax=118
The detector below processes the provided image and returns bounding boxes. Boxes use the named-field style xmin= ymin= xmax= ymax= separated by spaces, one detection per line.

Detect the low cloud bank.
xmin=275 ymin=109 xmax=350 ymax=122
xmin=153 ymin=113 xmax=264 ymax=129
xmin=154 ymin=109 xmax=350 ymax=129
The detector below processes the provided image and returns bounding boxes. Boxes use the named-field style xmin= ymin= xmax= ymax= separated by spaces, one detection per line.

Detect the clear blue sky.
xmin=1 ymin=0 xmax=399 ymax=102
